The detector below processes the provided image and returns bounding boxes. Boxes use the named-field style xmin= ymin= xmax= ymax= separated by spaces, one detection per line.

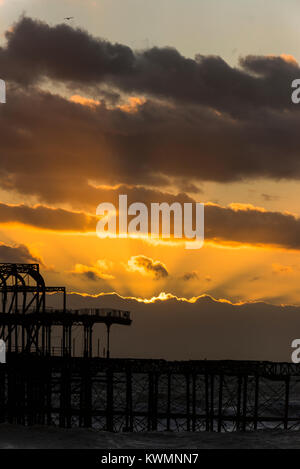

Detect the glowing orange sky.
xmin=1 ymin=11 xmax=300 ymax=311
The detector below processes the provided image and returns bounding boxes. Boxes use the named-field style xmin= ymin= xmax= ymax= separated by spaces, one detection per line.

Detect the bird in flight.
xmin=64 ymin=17 xmax=74 ymax=21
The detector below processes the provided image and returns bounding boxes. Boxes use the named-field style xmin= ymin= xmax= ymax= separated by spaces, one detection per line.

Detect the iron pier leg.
xmin=242 ymin=375 xmax=248 ymax=431
xmin=284 ymin=376 xmax=290 ymax=430
xmin=106 ymin=325 xmax=111 ymax=359
xmin=218 ymin=374 xmax=223 ymax=432
xmin=254 ymin=374 xmax=259 ymax=430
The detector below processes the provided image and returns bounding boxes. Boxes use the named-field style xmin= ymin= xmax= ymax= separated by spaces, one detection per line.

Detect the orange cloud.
xmin=118 ymin=97 xmax=146 ymax=113
xmin=70 ymin=95 xmax=100 ymax=108
xmin=280 ymin=54 xmax=298 ymax=65
xmin=70 ymin=259 xmax=115 ymax=280
xmin=228 ymin=202 xmax=266 ymax=212
xmin=266 ymin=53 xmax=298 ymax=65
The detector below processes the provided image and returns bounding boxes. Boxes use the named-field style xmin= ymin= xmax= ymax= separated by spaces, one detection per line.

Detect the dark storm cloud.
xmin=1 ymin=17 xmax=300 ymax=195
xmin=0 ymin=17 xmax=135 ymax=86
xmin=0 ymin=203 xmax=96 ymax=231
xmin=1 ymin=17 xmax=298 ymax=116
xmin=205 ymin=204 xmax=300 ymax=250
xmin=2 ymin=87 xmax=300 ymax=200
xmin=0 ymin=242 xmax=41 ymax=264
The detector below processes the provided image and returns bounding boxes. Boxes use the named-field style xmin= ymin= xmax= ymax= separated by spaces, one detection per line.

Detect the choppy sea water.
xmin=0 ymin=424 xmax=300 ymax=449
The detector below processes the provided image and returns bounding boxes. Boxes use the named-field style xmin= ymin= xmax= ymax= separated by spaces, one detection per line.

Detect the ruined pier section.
xmin=0 ymin=263 xmax=299 ymax=432
xmin=0 ymin=263 xmax=131 ymax=358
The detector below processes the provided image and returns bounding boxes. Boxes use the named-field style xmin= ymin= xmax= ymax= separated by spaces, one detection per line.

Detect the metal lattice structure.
xmin=1 ymin=357 xmax=300 ymax=431
xmin=1 ymin=263 xmax=300 ymax=433
xmin=0 ymin=263 xmax=131 ymax=357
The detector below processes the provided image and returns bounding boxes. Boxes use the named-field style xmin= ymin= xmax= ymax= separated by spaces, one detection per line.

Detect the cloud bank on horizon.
xmin=45 ymin=290 xmax=299 ymax=361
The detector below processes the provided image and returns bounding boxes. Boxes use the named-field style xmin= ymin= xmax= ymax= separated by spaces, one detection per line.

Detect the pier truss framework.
xmin=1 ymin=357 xmax=300 ymax=432
xmin=1 ymin=263 xmax=300 ymax=432
xmin=0 ymin=263 xmax=131 ymax=358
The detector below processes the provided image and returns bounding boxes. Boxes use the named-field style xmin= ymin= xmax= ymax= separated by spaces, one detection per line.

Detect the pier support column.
xmin=284 ymin=376 xmax=290 ymax=430
xmin=106 ymin=324 xmax=111 ymax=359
xmin=242 ymin=375 xmax=248 ymax=431
xmin=217 ymin=374 xmax=223 ymax=432
xmin=106 ymin=367 xmax=114 ymax=431
xmin=125 ymin=365 xmax=133 ymax=431
xmin=192 ymin=373 xmax=196 ymax=432
xmin=46 ymin=325 xmax=51 ymax=355
xmin=148 ymin=371 xmax=157 ymax=431
xmin=254 ymin=374 xmax=259 ymax=430
xmin=186 ymin=373 xmax=190 ymax=431
xmin=167 ymin=372 xmax=171 ymax=431
xmin=62 ymin=325 xmax=70 ymax=356
xmin=210 ymin=374 xmax=214 ymax=431
xmin=83 ymin=324 xmax=93 ymax=358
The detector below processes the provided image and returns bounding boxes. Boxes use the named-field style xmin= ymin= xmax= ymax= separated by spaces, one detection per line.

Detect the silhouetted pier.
xmin=0 ymin=263 xmax=131 ymax=358
xmin=1 ymin=263 xmax=300 ymax=432
xmin=0 ymin=356 xmax=300 ymax=432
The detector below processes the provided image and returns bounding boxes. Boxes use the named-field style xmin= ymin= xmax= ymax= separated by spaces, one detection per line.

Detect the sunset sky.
xmin=1 ymin=0 xmax=300 ymax=359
